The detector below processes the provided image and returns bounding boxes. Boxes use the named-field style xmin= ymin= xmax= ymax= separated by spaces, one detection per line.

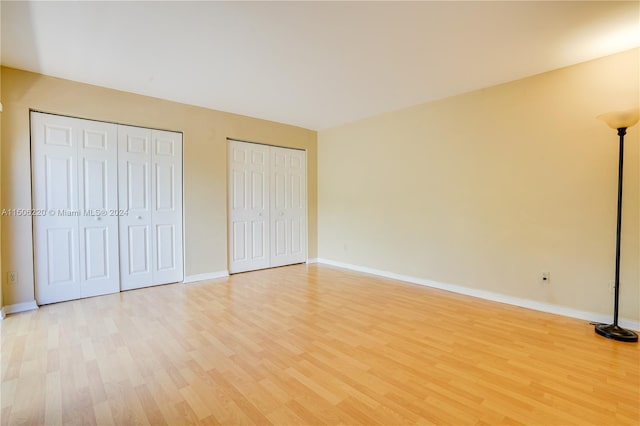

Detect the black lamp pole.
xmin=594 ymin=126 xmax=638 ymax=342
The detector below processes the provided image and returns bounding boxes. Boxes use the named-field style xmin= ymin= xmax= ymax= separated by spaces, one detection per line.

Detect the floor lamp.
xmin=594 ymin=108 xmax=639 ymax=343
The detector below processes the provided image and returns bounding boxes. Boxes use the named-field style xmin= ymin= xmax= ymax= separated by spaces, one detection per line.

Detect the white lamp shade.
xmin=597 ymin=108 xmax=640 ymax=129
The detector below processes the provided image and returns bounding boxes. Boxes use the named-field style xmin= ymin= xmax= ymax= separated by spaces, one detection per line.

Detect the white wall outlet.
xmin=540 ymin=272 xmax=550 ymax=284
xmin=8 ymin=271 xmax=17 ymax=285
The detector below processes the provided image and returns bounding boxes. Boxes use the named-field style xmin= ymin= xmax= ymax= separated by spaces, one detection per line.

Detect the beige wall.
xmin=318 ymin=49 xmax=639 ymax=322
xmin=1 ymin=67 xmax=317 ymax=307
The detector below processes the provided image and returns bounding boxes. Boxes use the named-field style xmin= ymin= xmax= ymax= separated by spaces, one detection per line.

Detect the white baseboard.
xmin=183 ymin=270 xmax=229 ymax=284
xmin=306 ymin=258 xmax=319 ymax=264
xmin=1 ymin=300 xmax=39 ymax=318
xmin=316 ymin=258 xmax=640 ymax=332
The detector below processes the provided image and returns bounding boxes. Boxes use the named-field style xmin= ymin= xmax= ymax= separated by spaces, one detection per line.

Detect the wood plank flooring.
xmin=1 ymin=264 xmax=639 ymax=425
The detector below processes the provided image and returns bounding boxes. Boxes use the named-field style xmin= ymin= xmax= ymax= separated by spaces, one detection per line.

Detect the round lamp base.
xmin=594 ymin=324 xmax=638 ymax=342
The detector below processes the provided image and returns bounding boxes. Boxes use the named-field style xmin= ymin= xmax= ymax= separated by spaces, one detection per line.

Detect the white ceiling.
xmin=2 ymin=1 xmax=639 ymax=130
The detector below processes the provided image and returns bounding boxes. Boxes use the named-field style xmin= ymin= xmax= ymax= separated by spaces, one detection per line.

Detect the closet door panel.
xmin=31 ymin=112 xmax=121 ymax=304
xmin=151 ymin=129 xmax=183 ymax=284
xmin=118 ymin=125 xmax=153 ymax=290
xmin=32 ymin=113 xmax=81 ymax=304
xmin=270 ymin=146 xmax=307 ymax=268
xmin=77 ymin=119 xmax=120 ymax=298
xmin=228 ymin=140 xmax=270 ymax=273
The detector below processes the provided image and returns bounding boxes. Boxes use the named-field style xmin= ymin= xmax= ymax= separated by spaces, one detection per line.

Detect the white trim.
xmin=183 ymin=271 xmax=229 ymax=283
xmin=1 ymin=300 xmax=39 ymax=316
xmin=306 ymin=258 xmax=319 ymax=264
xmin=316 ymin=258 xmax=640 ymax=332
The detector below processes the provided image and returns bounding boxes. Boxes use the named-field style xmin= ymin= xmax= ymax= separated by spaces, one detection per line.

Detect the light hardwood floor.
xmin=1 ymin=264 xmax=639 ymax=425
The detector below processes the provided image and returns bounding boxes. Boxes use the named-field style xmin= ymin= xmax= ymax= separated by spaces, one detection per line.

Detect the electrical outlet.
xmin=540 ymin=272 xmax=550 ymax=284
xmin=8 ymin=271 xmax=17 ymax=285
xmin=608 ymin=280 xmax=615 ymax=294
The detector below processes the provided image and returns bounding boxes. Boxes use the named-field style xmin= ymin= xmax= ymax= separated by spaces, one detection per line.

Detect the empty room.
xmin=1 ymin=1 xmax=639 ymax=425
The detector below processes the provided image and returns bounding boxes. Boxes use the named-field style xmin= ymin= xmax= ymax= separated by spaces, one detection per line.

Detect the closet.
xmin=228 ymin=140 xmax=307 ymax=273
xmin=31 ymin=112 xmax=183 ymax=305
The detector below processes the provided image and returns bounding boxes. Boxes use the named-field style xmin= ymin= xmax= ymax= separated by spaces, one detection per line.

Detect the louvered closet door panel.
xmin=270 ymin=146 xmax=307 ymax=267
xmin=228 ymin=140 xmax=270 ymax=273
xmin=31 ymin=113 xmax=82 ymax=304
xmin=77 ymin=118 xmax=120 ymax=298
xmin=118 ymin=125 xmax=153 ymax=290
xmin=151 ymin=129 xmax=183 ymax=285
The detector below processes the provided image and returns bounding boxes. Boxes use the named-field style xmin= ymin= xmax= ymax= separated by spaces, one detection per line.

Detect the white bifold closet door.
xmin=228 ymin=141 xmax=271 ymax=273
xmin=228 ymin=140 xmax=306 ymax=273
xmin=31 ymin=112 xmax=184 ymax=305
xmin=118 ymin=125 xmax=184 ymax=290
xmin=32 ymin=112 xmax=120 ymax=304
xmin=270 ymin=146 xmax=307 ymax=268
